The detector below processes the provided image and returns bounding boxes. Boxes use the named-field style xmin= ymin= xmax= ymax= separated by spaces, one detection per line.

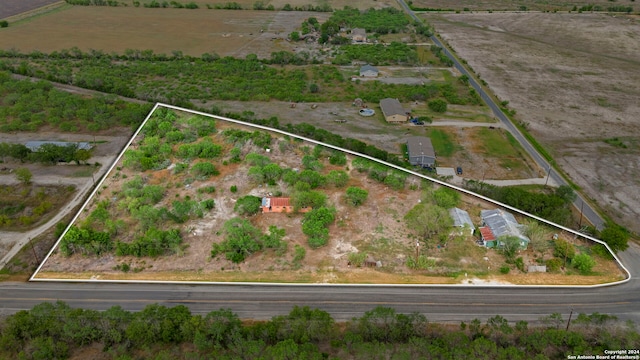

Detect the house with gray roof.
xmin=379 ymin=98 xmax=408 ymax=123
xmin=359 ymin=64 xmax=379 ymax=77
xmin=406 ymin=136 xmax=435 ymax=168
xmin=449 ymin=207 xmax=475 ymax=235
xmin=479 ymin=209 xmax=529 ymax=249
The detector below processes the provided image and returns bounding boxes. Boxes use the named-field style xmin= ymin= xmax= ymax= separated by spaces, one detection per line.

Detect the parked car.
xmin=456 ymin=166 xmax=463 ymax=175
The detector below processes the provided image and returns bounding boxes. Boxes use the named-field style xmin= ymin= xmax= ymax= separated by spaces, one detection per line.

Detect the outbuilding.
xmin=449 ymin=207 xmax=475 ymax=235
xmin=359 ymin=64 xmax=379 ymax=77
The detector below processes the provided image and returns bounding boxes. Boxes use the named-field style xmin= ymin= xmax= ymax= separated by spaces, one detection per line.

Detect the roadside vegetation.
xmin=0 ymin=72 xmax=150 ymax=132
xmin=0 ymin=301 xmax=637 ymax=360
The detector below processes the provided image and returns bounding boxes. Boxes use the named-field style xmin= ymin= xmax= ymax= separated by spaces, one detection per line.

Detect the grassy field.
xmin=426 ymin=128 xmax=460 ymax=157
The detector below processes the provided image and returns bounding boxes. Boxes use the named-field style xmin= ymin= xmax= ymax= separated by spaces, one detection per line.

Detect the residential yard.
xmin=426 ymin=12 xmax=640 ymax=233
xmin=35 ymin=108 xmax=624 ymax=285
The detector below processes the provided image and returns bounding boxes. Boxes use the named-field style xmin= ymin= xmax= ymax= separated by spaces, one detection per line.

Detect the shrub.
xmin=302 ymin=207 xmax=335 ymax=248
xmin=572 ymin=253 xmax=595 ymax=274
xmin=345 ymin=187 xmax=368 ymax=206
xmin=230 ymin=185 xmax=238 ymax=193
xmin=201 ymin=199 xmax=215 ymax=210
xmin=546 ymin=258 xmax=562 ymax=272
xmin=191 ymin=162 xmax=219 ymax=179
xmin=500 ymin=265 xmax=510 ymax=274
xmin=553 ymin=239 xmax=575 ymax=260
xmin=428 ymin=99 xmax=448 ymax=113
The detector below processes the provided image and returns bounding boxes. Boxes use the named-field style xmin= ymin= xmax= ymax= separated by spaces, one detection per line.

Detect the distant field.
xmin=0 ymin=0 xmax=61 ymax=19
xmin=113 ymin=0 xmax=398 ymax=9
xmin=410 ymin=0 xmax=634 ymax=11
xmin=0 ymin=6 xmax=282 ymax=56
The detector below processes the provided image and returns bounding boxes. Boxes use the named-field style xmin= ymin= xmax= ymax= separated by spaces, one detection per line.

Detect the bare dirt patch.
xmin=426 ymin=12 xmax=640 ymax=232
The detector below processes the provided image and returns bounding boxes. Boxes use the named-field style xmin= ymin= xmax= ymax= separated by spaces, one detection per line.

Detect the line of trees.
xmin=0 ymin=50 xmax=473 ymax=105
xmin=0 ymin=143 xmax=92 ymax=165
xmin=1 ymin=302 xmax=636 ymax=360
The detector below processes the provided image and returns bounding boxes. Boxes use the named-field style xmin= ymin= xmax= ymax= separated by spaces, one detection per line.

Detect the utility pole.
xmin=29 ymin=238 xmax=39 ymax=264
xmin=545 ymin=164 xmax=552 ymax=186
xmin=578 ymin=201 xmax=584 ymax=229
xmin=566 ymin=309 xmax=574 ymax=331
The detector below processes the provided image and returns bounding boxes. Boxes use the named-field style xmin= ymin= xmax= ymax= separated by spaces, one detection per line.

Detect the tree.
xmin=404 ymin=203 xmax=452 ymax=247
xmin=524 ymin=220 xmax=549 ymax=255
xmin=553 ymin=239 xmax=575 ymax=260
xmin=15 ymin=167 xmax=32 ymax=185
xmin=599 ymin=223 xmax=629 ymax=253
xmin=289 ymin=31 xmax=300 ymax=41
xmin=345 ymin=187 xmax=368 ymax=206
xmin=234 ymin=195 xmax=262 ymax=216
xmin=292 ymin=190 xmax=326 ymax=211
xmin=428 ymin=99 xmax=448 ymax=113
xmin=0 ymin=21 xmax=8 ymax=28
xmin=499 ymin=236 xmax=522 ymax=262
xmin=572 ymin=253 xmax=595 ymax=274
xmin=432 ymin=187 xmax=460 ymax=208
xmin=555 ymin=185 xmax=576 ymax=204
xmin=271 ymin=306 xmax=334 ymax=343
xmin=213 ymin=218 xmax=263 ymax=263
xmin=302 ymin=207 xmax=335 ymax=248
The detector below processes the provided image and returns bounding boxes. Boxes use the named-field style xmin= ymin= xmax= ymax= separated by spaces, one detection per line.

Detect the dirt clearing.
xmin=426 ymin=12 xmax=640 ymax=232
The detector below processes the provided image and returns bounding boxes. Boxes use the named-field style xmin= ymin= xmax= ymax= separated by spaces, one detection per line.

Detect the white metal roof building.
xmin=450 ymin=207 xmax=475 ymax=235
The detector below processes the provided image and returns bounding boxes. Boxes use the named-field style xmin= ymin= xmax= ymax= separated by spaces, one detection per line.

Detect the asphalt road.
xmin=395 ymin=0 xmax=604 ymax=230
xmin=2 ymin=278 xmax=639 ymax=323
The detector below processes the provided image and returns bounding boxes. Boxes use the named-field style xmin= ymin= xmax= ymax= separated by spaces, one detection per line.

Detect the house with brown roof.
xmin=261 ymin=197 xmax=311 ymax=213
xmin=379 ymin=98 xmax=408 ymax=123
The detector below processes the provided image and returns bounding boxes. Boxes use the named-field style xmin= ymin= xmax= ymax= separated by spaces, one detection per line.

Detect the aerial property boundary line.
xmin=30 ymin=103 xmax=632 ymax=287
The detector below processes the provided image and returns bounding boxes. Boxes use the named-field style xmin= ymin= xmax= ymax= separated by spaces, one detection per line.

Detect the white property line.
xmin=30 ymin=103 xmax=632 ymax=287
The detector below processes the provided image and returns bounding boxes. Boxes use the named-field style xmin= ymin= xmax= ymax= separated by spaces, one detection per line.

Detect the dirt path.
xmin=10 ymin=74 xmax=148 ymax=105
xmin=0 ymin=156 xmax=113 ymax=268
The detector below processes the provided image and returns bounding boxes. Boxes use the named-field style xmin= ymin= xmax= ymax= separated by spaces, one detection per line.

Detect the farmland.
xmin=35 ymin=107 xmax=623 ymax=285
xmin=409 ymin=0 xmax=634 ymax=11
xmin=425 ymin=12 xmax=640 ymax=232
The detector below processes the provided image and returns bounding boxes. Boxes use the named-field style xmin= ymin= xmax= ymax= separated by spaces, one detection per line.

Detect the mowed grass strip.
xmin=426 ymin=128 xmax=460 ymax=157
xmin=474 ymin=127 xmax=528 ymax=171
